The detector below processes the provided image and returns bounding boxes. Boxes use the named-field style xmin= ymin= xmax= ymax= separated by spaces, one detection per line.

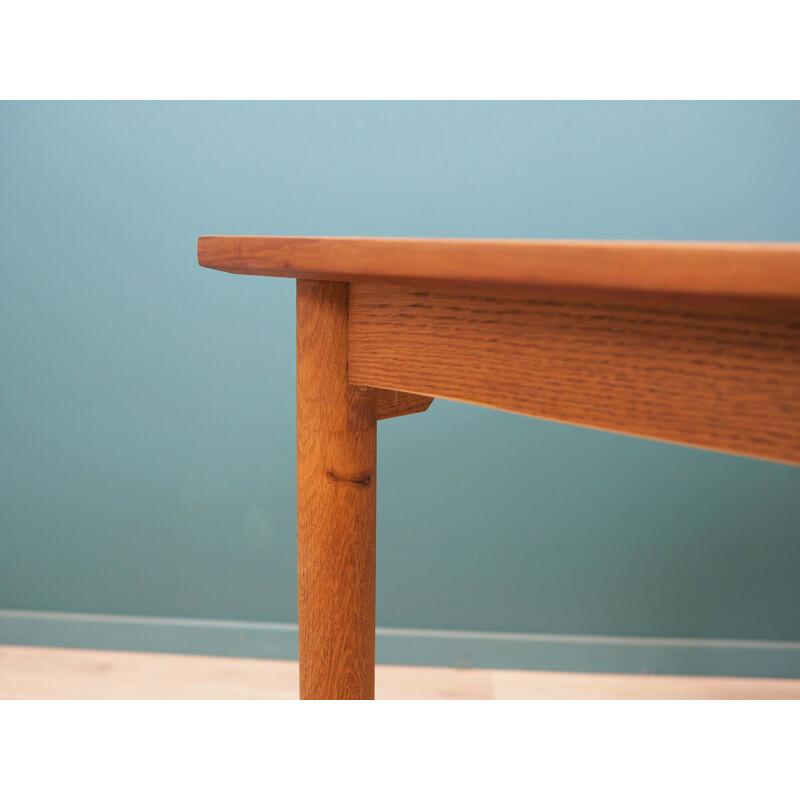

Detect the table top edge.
xmin=197 ymin=235 xmax=800 ymax=301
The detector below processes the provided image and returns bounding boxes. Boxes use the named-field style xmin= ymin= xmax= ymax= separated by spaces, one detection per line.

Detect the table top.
xmin=198 ymin=236 xmax=800 ymax=302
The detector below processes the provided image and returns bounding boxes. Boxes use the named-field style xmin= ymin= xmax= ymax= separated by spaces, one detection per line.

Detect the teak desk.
xmin=198 ymin=236 xmax=800 ymax=700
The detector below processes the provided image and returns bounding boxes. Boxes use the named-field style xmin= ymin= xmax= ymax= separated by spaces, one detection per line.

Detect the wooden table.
xmin=198 ymin=236 xmax=800 ymax=700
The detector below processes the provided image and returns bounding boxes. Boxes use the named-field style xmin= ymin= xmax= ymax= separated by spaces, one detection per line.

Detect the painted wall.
xmin=1 ymin=102 xmax=799 ymax=672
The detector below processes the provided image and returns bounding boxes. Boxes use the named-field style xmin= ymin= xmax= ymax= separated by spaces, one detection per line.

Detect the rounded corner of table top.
xmin=197 ymin=235 xmax=800 ymax=303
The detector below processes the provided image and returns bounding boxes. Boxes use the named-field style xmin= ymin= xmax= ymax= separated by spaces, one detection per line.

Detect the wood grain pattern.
xmin=198 ymin=236 xmax=800 ymax=302
xmin=348 ymin=282 xmax=800 ymax=464
xmin=200 ymin=236 xmax=800 ymax=703
xmin=296 ymin=280 xmax=376 ymax=699
xmin=376 ymin=389 xmax=434 ymax=420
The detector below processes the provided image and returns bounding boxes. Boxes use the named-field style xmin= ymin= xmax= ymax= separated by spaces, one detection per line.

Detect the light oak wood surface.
xmin=199 ymin=235 xmax=800 ymax=700
xmin=198 ymin=236 xmax=800 ymax=302
xmin=296 ymin=280 xmax=377 ymax=699
xmin=349 ymin=282 xmax=800 ymax=464
xmin=376 ymin=389 xmax=434 ymax=420
xmin=2 ymin=646 xmax=799 ymax=700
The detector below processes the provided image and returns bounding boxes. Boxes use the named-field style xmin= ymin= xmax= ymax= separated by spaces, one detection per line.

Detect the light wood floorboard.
xmin=1 ymin=646 xmax=798 ymax=700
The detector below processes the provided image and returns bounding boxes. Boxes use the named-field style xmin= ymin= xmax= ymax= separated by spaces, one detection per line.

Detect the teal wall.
xmin=2 ymin=102 xmax=799 ymax=672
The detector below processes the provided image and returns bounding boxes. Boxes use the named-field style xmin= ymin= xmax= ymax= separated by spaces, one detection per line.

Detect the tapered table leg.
xmin=296 ymin=280 xmax=377 ymax=699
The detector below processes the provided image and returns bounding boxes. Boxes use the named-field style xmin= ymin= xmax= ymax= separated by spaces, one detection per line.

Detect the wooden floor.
xmin=2 ymin=645 xmax=799 ymax=699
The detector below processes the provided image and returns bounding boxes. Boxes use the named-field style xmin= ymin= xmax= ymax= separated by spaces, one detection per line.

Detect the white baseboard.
xmin=2 ymin=610 xmax=798 ymax=678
